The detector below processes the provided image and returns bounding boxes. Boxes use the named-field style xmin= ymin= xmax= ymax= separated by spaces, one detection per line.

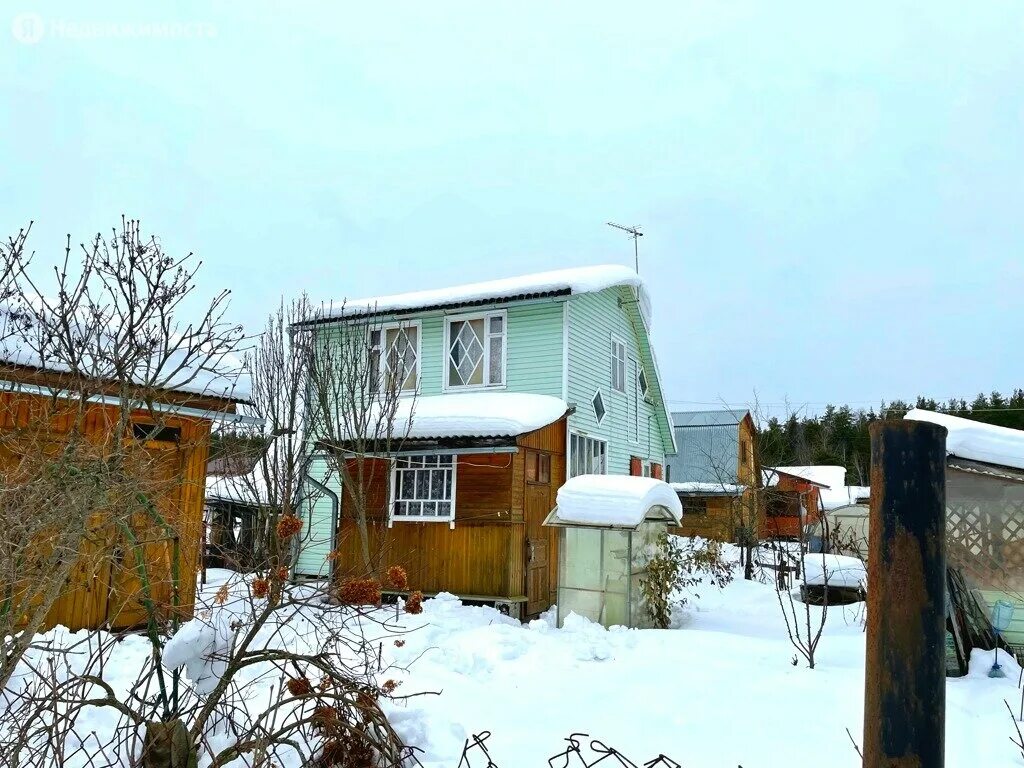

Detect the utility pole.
xmin=606 ymin=222 xmax=643 ymax=273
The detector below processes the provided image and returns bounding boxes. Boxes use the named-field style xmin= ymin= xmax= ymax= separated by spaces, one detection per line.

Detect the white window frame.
xmin=368 ymin=320 xmax=422 ymax=395
xmin=443 ymin=310 xmax=507 ymax=391
xmin=629 ymin=357 xmax=640 ymax=444
xmin=638 ymin=367 xmax=649 ymax=399
xmin=610 ymin=335 xmax=627 ymax=393
xmin=388 ymin=453 xmax=457 ymax=525
xmin=569 ymin=432 xmax=608 ymax=477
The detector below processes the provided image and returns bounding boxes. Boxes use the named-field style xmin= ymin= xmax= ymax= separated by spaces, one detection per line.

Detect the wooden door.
xmin=524 ymin=449 xmax=553 ymax=616
xmin=106 ymin=443 xmax=184 ymax=628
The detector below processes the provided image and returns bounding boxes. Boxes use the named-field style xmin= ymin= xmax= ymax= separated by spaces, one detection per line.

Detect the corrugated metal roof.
xmin=672 ymin=408 xmax=749 ymax=428
xmin=666 ymin=422 xmax=740 ymax=484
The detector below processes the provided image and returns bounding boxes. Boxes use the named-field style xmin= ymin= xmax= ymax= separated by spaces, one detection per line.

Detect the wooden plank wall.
xmin=2 ymin=390 xmax=213 ymax=631
xmin=332 ymin=418 xmax=567 ymax=607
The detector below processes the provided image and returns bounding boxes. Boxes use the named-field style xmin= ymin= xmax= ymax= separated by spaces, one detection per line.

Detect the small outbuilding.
xmin=544 ymin=475 xmax=682 ymax=629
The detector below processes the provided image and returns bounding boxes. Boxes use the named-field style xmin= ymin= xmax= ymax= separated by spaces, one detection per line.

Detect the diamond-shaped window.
xmin=592 ymin=391 xmax=606 ymax=424
xmin=638 ymin=368 xmax=649 ymax=397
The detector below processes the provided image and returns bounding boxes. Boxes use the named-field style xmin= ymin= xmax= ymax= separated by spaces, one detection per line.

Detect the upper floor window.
xmin=369 ymin=322 xmax=420 ymax=393
xmin=610 ymin=337 xmax=626 ymax=392
xmin=446 ymin=311 xmax=505 ymax=389
xmin=638 ymin=368 xmax=649 ymax=398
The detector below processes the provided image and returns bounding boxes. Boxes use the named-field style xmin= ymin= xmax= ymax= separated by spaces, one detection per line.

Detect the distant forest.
xmin=756 ymin=389 xmax=1024 ymax=485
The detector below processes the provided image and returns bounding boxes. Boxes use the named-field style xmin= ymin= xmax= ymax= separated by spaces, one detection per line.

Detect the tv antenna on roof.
xmin=606 ymin=222 xmax=643 ymax=273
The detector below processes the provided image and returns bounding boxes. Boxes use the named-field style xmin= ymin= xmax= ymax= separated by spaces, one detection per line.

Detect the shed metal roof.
xmin=672 ymin=409 xmax=749 ymax=428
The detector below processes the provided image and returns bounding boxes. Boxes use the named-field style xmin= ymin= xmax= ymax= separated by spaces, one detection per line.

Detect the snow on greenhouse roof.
xmin=905 ymin=408 xmax=1024 ymax=471
xmin=312 ymin=265 xmax=643 ymax=320
xmin=394 ymin=393 xmax=569 ymax=439
xmin=548 ymin=475 xmax=682 ymax=529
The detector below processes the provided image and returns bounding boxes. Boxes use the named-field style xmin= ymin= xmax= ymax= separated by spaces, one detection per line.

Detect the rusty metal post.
xmin=864 ymin=420 xmax=947 ymax=768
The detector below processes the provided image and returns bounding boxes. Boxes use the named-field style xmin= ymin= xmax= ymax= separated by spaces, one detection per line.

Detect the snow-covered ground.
xmin=383 ymin=581 xmax=1019 ymax=767
xmin=4 ymin=561 xmax=1021 ymax=767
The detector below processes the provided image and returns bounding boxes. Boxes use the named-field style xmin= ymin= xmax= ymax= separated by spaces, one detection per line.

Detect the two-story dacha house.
xmin=293 ymin=266 xmax=675 ymax=618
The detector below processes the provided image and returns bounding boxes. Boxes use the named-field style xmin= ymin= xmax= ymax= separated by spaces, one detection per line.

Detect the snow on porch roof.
xmin=546 ymin=475 xmax=683 ymax=530
xmin=312 ymin=265 xmax=642 ymax=320
xmin=395 ymin=392 xmax=569 ymax=440
xmin=905 ymin=408 xmax=1024 ymax=471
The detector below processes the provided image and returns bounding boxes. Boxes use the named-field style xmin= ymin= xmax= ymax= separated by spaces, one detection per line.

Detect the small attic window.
xmin=638 ymin=368 xmax=649 ymax=397
xmin=592 ymin=391 xmax=606 ymax=424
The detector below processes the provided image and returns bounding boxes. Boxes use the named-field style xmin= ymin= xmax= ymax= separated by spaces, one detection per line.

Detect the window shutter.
xmin=651 ymin=462 xmax=663 ymax=480
xmin=629 ymin=456 xmax=642 ymax=476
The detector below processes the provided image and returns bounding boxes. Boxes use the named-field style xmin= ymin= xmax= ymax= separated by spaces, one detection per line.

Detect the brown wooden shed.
xmin=1 ymin=363 xmax=250 ymax=631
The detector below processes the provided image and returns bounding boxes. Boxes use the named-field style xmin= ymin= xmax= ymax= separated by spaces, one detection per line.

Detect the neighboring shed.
xmin=666 ymin=409 xmax=760 ymax=541
xmin=761 ymin=466 xmax=840 ymax=539
xmin=905 ymin=409 xmax=1024 ymax=650
xmin=1 ymin=364 xmax=252 ymax=631
xmin=204 ymin=469 xmax=274 ymax=571
xmin=544 ymin=475 xmax=682 ymax=628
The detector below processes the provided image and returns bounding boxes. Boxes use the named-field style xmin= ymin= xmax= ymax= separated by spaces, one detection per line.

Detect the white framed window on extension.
xmin=445 ymin=310 xmax=506 ymax=389
xmin=610 ymin=335 xmax=627 ymax=393
xmin=368 ymin=321 xmax=421 ymax=394
xmin=570 ymin=432 xmax=608 ymax=477
xmin=390 ymin=454 xmax=457 ymax=525
xmin=629 ymin=357 xmax=640 ymax=443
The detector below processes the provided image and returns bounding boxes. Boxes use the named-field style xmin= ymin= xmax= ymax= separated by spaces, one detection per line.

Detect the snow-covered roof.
xmin=314 ymin=265 xmax=643 ymax=320
xmin=395 ymin=393 xmax=569 ymax=440
xmin=764 ymin=465 xmax=846 ymax=489
xmin=904 ymin=408 xmax=1024 ymax=471
xmin=670 ymin=481 xmax=746 ymax=496
xmin=205 ymin=469 xmax=269 ymax=506
xmin=547 ymin=475 xmax=682 ymax=529
xmin=820 ymin=485 xmax=870 ymax=511
xmin=0 ymin=302 xmax=249 ymax=403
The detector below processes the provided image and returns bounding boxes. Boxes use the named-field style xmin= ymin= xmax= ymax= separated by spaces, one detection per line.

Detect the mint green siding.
xmin=504 ymin=301 xmax=564 ymax=397
xmin=296 ymin=455 xmax=337 ymax=576
xmin=566 ymin=287 xmax=673 ymax=476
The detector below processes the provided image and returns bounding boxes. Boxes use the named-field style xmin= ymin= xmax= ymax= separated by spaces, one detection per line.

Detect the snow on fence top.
xmin=550 ymin=474 xmax=682 ymax=529
xmin=905 ymin=408 xmax=1024 ymax=471
xmin=394 ymin=392 xmax=569 ymax=439
xmin=315 ymin=265 xmax=643 ymax=319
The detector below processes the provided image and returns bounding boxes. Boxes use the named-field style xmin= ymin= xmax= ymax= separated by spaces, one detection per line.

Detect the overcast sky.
xmin=2 ymin=2 xmax=1021 ymax=417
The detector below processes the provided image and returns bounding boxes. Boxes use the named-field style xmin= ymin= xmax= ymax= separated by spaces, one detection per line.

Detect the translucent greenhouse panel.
xmin=600 ymin=530 xmax=631 ymax=627
xmin=630 ymin=521 xmax=668 ymax=628
xmin=558 ymin=528 xmax=606 ymax=626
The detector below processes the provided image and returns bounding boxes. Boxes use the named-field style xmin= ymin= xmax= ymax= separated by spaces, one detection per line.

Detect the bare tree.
xmin=206 ymin=296 xmax=317 ymax=575
xmin=0 ymin=218 xmax=244 ymax=690
xmin=305 ymin=308 xmax=415 ymax=579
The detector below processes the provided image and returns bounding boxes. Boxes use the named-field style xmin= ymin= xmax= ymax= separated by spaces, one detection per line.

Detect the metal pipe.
xmin=864 ymin=420 xmax=947 ymax=768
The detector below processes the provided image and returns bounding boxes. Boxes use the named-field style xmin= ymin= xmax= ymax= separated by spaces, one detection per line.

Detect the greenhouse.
xmin=544 ymin=475 xmax=682 ymax=629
